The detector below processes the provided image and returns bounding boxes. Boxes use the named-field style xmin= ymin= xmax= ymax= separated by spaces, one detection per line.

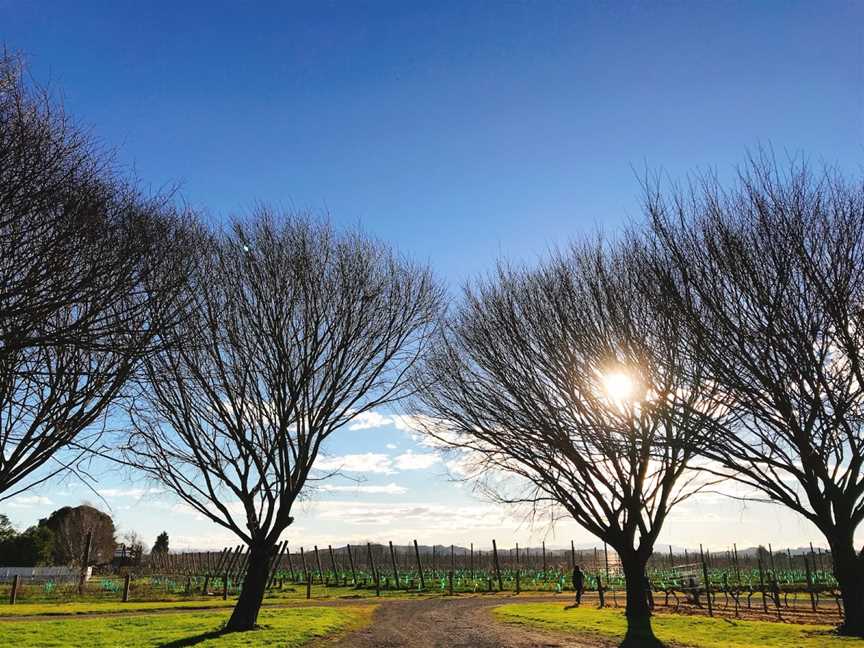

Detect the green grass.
xmin=0 ymin=584 xmax=420 ymax=617
xmin=0 ymin=605 xmax=374 ymax=647
xmin=493 ymin=603 xmax=863 ymax=648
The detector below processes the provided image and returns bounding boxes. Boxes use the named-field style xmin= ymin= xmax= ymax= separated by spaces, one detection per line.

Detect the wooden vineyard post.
xmin=346 ymin=544 xmax=357 ymax=584
xmin=570 ymin=540 xmax=576 ymax=590
xmin=9 ymin=575 xmax=18 ymax=605
xmin=669 ymin=545 xmax=674 ymax=570
xmin=388 ymin=541 xmax=400 ymax=589
xmin=603 ymin=542 xmax=610 ymax=582
xmin=733 ymin=544 xmax=741 ymax=583
xmin=700 ymin=544 xmax=713 ymax=617
xmin=329 ymin=545 xmax=339 ymax=583
xmin=597 ymin=574 xmax=605 ymax=608
xmin=225 ymin=545 xmax=240 ymax=580
xmin=492 ymin=539 xmax=503 ymax=591
xmin=515 ymin=569 xmax=520 ymax=594
xmin=123 ymin=573 xmax=131 ymax=602
xmin=306 ymin=571 xmax=311 ymax=599
xmin=367 ymin=543 xmax=380 ymax=597
xmin=413 ymin=540 xmax=425 ymax=589
xmin=767 ymin=544 xmax=778 ymax=585
xmin=448 ymin=570 xmax=454 ymax=596
xmin=804 ymin=554 xmax=817 ymax=613
xmin=450 ymin=545 xmax=456 ymax=571
xmin=542 ymin=541 xmax=547 ymax=574
xmin=202 ymin=575 xmax=210 ymax=596
xmin=239 ymin=547 xmax=251 ymax=581
xmin=757 ymin=551 xmax=768 ymax=613
xmin=313 ymin=546 xmax=324 ymax=585
xmin=300 ymin=547 xmax=308 ymax=582
xmin=267 ymin=541 xmax=288 ymax=589
xmin=222 ymin=572 xmax=229 ymax=600
xmin=78 ymin=530 xmax=92 ymax=596
xmin=286 ymin=545 xmax=295 ymax=582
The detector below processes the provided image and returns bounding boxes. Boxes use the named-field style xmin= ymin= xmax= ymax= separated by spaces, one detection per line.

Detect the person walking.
xmin=572 ymin=565 xmax=585 ymax=606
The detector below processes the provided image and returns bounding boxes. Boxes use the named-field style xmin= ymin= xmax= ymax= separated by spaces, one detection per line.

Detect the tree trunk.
xmin=225 ymin=541 xmax=272 ymax=632
xmin=830 ymin=535 xmax=864 ymax=638
xmin=620 ymin=551 xmax=660 ymax=647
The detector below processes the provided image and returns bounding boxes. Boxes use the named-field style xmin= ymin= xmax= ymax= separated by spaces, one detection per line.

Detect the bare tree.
xmin=0 ymin=52 xmax=193 ymax=499
xmin=646 ymin=156 xmax=864 ymax=636
xmin=411 ymin=240 xmax=724 ymax=645
xmin=124 ymin=212 xmax=442 ymax=631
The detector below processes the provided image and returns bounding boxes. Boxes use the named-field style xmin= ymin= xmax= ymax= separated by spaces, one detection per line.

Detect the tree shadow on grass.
xmin=618 ymin=637 xmax=667 ymax=648
xmin=157 ymin=626 xmax=262 ymax=648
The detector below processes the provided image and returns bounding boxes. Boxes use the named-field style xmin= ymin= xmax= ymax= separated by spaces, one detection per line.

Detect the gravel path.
xmin=315 ymin=596 xmax=614 ymax=648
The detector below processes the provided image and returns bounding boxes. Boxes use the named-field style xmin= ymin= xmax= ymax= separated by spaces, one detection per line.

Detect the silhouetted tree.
xmin=646 ymin=156 xmax=864 ymax=636
xmin=411 ymin=239 xmax=724 ymax=645
xmin=43 ymin=505 xmax=116 ymax=566
xmin=0 ymin=523 xmax=55 ymax=566
xmin=124 ymin=212 xmax=442 ymax=631
xmin=0 ymin=52 xmax=194 ymax=500
xmin=152 ymin=531 xmax=169 ymax=554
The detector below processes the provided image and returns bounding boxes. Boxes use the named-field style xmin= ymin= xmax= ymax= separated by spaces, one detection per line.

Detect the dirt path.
xmin=314 ymin=596 xmax=614 ymax=648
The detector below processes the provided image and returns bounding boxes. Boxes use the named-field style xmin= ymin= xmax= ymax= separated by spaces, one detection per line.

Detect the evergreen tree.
xmin=152 ymin=531 xmax=169 ymax=554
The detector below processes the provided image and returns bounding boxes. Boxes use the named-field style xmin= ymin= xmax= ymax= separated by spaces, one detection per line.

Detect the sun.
xmin=602 ymin=371 xmax=635 ymax=402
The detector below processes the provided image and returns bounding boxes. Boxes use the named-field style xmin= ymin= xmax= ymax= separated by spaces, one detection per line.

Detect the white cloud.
xmin=348 ymin=411 xmax=393 ymax=431
xmin=98 ymin=487 xmax=164 ymax=499
xmin=309 ymin=499 xmax=514 ymax=531
xmin=386 ymin=443 xmax=397 ymax=450
xmin=319 ymin=483 xmax=407 ymax=495
xmin=393 ymin=451 xmax=440 ymax=471
xmin=315 ymin=453 xmax=396 ymax=475
xmin=6 ymin=495 xmax=53 ymax=508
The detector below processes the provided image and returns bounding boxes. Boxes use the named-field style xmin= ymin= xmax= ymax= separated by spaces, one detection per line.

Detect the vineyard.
xmin=0 ymin=539 xmax=845 ymax=625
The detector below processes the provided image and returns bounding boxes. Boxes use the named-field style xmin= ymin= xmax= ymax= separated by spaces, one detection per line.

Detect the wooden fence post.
xmin=9 ymin=575 xmax=19 ymax=605
xmin=448 ymin=570 xmax=453 ymax=596
xmin=492 ymin=539 xmax=503 ymax=591
xmin=470 ymin=542 xmax=474 ymax=579
xmin=413 ymin=540 xmax=425 ymax=589
xmin=222 ymin=573 xmax=228 ymax=600
xmin=306 ymin=571 xmax=311 ymax=599
xmin=122 ymin=573 xmax=131 ymax=602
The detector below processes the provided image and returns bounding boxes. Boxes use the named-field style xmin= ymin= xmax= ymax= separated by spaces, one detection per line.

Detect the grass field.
xmin=0 ymin=584 xmax=423 ymax=617
xmin=493 ymin=603 xmax=863 ymax=648
xmin=0 ymin=605 xmax=374 ymax=647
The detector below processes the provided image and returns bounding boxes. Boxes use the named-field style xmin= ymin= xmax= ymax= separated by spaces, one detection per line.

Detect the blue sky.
xmin=2 ymin=1 xmax=863 ymax=552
